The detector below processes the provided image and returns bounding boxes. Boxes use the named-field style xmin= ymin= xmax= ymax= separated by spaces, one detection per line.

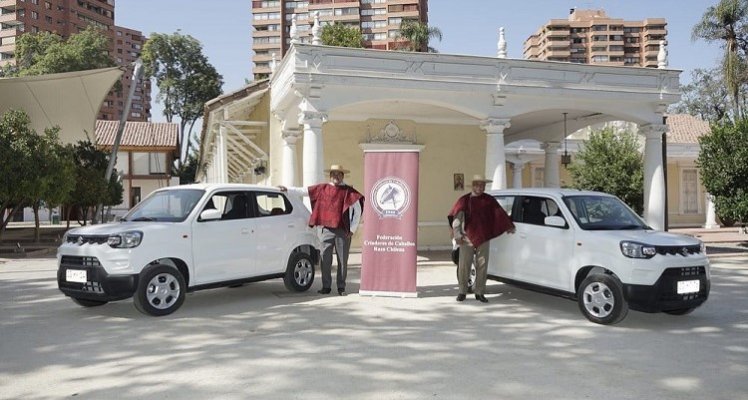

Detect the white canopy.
xmin=0 ymin=67 xmax=124 ymax=143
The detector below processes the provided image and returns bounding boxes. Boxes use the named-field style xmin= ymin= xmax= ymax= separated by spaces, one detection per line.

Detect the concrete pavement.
xmin=1 ymin=253 xmax=747 ymax=400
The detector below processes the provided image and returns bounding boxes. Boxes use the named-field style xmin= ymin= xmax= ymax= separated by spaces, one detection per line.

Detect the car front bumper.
xmin=623 ymin=265 xmax=710 ymax=313
xmin=57 ymin=255 xmax=138 ymax=301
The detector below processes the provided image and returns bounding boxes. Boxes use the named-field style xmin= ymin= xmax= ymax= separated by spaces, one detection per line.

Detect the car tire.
xmin=71 ymin=297 xmax=108 ymax=307
xmin=663 ymin=307 xmax=696 ymax=316
xmin=577 ymin=273 xmax=629 ymax=325
xmin=133 ymin=264 xmax=186 ymax=317
xmin=283 ymin=251 xmax=315 ymax=292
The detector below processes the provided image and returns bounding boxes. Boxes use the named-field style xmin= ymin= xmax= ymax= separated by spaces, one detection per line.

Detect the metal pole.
xmin=93 ymin=59 xmax=144 ymax=224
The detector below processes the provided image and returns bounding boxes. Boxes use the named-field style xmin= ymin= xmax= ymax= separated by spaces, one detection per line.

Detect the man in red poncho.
xmin=280 ymin=165 xmax=364 ymax=296
xmin=448 ymin=175 xmax=515 ymax=303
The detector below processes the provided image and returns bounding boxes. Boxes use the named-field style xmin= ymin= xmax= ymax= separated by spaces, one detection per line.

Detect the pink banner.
xmin=360 ymin=151 xmax=419 ymax=296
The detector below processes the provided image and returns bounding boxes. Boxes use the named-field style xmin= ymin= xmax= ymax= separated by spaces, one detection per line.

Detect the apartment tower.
xmin=523 ymin=8 xmax=667 ymax=67
xmin=252 ymin=0 xmax=429 ymax=78
xmin=0 ymin=0 xmax=150 ymax=121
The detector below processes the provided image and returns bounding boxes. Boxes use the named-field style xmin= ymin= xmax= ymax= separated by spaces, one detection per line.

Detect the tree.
xmin=395 ymin=20 xmax=442 ymax=52
xmin=0 ymin=110 xmax=39 ymax=240
xmin=141 ymin=32 xmax=224 ymax=160
xmin=568 ymin=127 xmax=644 ymax=214
xmin=66 ymin=141 xmax=122 ymax=226
xmin=669 ymin=68 xmax=741 ymax=122
xmin=692 ymin=0 xmax=748 ymax=118
xmin=2 ymin=26 xmax=115 ymax=77
xmin=320 ymin=23 xmax=364 ymax=48
xmin=697 ymin=118 xmax=748 ymax=223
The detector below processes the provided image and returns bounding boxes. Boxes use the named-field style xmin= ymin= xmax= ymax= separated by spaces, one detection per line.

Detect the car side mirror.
xmin=545 ymin=215 xmax=567 ymax=228
xmin=199 ymin=209 xmax=222 ymax=221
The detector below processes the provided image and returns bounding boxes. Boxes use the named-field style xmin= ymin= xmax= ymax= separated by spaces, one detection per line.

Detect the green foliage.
xmin=669 ymin=68 xmax=746 ymax=123
xmin=174 ymin=150 xmax=200 ymax=184
xmin=141 ymin=32 xmax=223 ymax=158
xmin=395 ymin=20 xmax=442 ymax=52
xmin=0 ymin=110 xmax=75 ymax=241
xmin=67 ymin=141 xmax=123 ymax=224
xmin=697 ymin=118 xmax=748 ymax=222
xmin=692 ymin=0 xmax=748 ymax=118
xmin=4 ymin=27 xmax=115 ymax=77
xmin=568 ymin=127 xmax=644 ymax=214
xmin=320 ymin=23 xmax=364 ymax=48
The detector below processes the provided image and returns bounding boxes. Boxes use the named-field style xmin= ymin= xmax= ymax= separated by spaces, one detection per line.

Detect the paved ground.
xmin=1 ymin=252 xmax=747 ymax=400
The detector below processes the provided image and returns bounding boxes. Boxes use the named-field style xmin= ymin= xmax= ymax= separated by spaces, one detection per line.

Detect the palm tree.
xmin=693 ymin=0 xmax=748 ymax=119
xmin=395 ymin=20 xmax=442 ymax=52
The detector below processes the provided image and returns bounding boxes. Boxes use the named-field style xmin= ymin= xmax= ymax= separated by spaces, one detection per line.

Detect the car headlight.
xmin=620 ymin=241 xmax=656 ymax=259
xmin=107 ymin=231 xmax=143 ymax=248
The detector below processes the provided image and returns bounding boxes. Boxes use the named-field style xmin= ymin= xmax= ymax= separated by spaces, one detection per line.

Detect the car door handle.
xmin=287 ymin=223 xmax=295 ymax=228
xmin=519 ymin=233 xmax=527 ymax=239
xmin=241 ymin=228 xmax=249 ymax=234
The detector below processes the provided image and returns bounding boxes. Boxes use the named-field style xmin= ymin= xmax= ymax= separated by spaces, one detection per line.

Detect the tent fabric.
xmin=0 ymin=67 xmax=125 ymax=144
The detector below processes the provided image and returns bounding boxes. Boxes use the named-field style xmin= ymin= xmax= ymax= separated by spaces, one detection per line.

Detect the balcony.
xmin=0 ymin=1 xmax=17 ymax=10
xmin=546 ymin=47 xmax=570 ymax=57
xmin=546 ymin=28 xmax=570 ymax=37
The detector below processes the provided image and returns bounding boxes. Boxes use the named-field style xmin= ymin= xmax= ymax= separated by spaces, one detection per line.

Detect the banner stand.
xmin=359 ymin=143 xmax=424 ymax=298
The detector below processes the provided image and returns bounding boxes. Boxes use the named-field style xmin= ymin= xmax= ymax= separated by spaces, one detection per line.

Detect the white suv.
xmin=461 ymin=188 xmax=710 ymax=325
xmin=57 ymin=184 xmax=318 ymax=316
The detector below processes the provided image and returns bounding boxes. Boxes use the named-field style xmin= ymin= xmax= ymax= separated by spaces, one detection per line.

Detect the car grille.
xmin=658 ymin=266 xmax=708 ymax=302
xmin=66 ymin=234 xmax=109 ymax=245
xmin=655 ymin=244 xmax=701 ymax=256
xmin=60 ymin=256 xmax=101 ymax=268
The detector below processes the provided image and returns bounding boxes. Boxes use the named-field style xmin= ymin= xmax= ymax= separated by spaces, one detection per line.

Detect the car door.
xmin=248 ymin=191 xmax=296 ymax=275
xmin=488 ymin=195 xmax=527 ymax=281
xmin=191 ymin=190 xmax=255 ymax=284
xmin=514 ymin=195 xmax=575 ymax=291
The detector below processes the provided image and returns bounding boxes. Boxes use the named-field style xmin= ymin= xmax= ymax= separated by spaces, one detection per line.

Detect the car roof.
xmin=487 ymin=187 xmax=615 ymax=198
xmin=156 ymin=183 xmax=281 ymax=193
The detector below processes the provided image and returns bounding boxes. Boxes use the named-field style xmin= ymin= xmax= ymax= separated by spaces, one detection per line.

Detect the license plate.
xmin=65 ymin=269 xmax=87 ymax=283
xmin=677 ymin=279 xmax=700 ymax=294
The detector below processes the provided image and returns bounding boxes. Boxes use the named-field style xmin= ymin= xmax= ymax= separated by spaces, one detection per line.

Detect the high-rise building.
xmin=523 ymin=8 xmax=667 ymax=68
xmin=0 ymin=0 xmax=150 ymax=121
xmin=251 ymin=0 xmax=429 ymax=78
xmin=99 ymin=25 xmax=151 ymax=122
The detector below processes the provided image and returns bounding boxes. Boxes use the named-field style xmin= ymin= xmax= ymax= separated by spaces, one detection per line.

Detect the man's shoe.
xmin=475 ymin=294 xmax=489 ymax=303
xmin=317 ymin=288 xmax=331 ymax=294
xmin=456 ymin=293 xmax=466 ymax=302
xmin=337 ymin=288 xmax=347 ymax=296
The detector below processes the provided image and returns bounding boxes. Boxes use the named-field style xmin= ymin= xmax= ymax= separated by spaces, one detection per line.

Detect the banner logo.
xmin=371 ymin=177 xmax=411 ymax=218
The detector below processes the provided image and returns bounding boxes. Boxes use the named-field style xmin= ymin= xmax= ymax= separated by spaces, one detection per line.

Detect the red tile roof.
xmin=95 ymin=120 xmax=178 ymax=149
xmin=666 ymin=114 xmax=711 ymax=144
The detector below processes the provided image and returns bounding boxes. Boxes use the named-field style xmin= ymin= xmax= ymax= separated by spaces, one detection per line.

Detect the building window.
xmin=681 ymin=169 xmax=699 ymax=214
xmin=591 ymin=55 xmax=609 ymax=63
xmin=533 ymin=167 xmax=544 ymax=188
xmin=253 ymin=12 xmax=280 ymax=20
xmin=334 ymin=7 xmax=358 ymax=16
xmin=31 ymin=11 xmax=38 ymax=19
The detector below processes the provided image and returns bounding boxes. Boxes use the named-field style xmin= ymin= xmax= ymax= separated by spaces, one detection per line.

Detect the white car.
xmin=459 ymin=188 xmax=710 ymax=325
xmin=57 ymin=184 xmax=318 ymax=316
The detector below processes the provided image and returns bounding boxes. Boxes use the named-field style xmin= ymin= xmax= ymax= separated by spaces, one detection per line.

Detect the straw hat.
xmin=470 ymin=174 xmax=493 ymax=184
xmin=324 ymin=164 xmax=350 ymax=174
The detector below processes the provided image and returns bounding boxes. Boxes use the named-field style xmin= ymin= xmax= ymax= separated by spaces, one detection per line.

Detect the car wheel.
xmin=664 ymin=307 xmax=696 ymax=316
xmin=71 ymin=297 xmax=108 ymax=307
xmin=284 ymin=251 xmax=315 ymax=292
xmin=133 ymin=264 xmax=186 ymax=316
xmin=577 ymin=273 xmax=629 ymax=325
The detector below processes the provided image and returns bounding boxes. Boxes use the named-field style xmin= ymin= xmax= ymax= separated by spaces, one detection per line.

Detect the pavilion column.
xmin=480 ymin=118 xmax=511 ymax=190
xmin=298 ymin=101 xmax=327 ymax=187
xmin=281 ymin=127 xmax=301 ymax=186
xmin=511 ymin=161 xmax=526 ymax=188
xmin=704 ymin=193 xmax=719 ymax=229
xmin=641 ymin=124 xmax=668 ymax=230
xmin=218 ymin=124 xmax=228 ymax=183
xmin=541 ymin=142 xmax=561 ymax=188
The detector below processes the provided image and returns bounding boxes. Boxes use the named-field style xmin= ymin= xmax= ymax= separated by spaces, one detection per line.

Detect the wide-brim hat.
xmin=471 ymin=174 xmax=493 ymax=184
xmin=324 ymin=164 xmax=350 ymax=174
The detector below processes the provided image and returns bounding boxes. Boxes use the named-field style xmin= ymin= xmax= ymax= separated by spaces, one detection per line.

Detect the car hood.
xmin=593 ymin=229 xmax=702 ymax=246
xmin=66 ymin=222 xmax=167 ymax=236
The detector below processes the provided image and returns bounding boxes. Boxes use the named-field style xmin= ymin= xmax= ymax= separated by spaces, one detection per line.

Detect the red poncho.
xmin=308 ymin=183 xmax=364 ymax=231
xmin=448 ymin=193 xmax=515 ymax=247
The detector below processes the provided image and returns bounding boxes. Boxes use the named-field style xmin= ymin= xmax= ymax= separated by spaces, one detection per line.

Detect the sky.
xmin=116 ymin=0 xmax=724 ymax=123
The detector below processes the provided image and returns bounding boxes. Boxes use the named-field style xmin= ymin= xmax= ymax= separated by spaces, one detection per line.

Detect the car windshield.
xmin=563 ymin=195 xmax=649 ymax=231
xmin=122 ymin=189 xmax=205 ymax=223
